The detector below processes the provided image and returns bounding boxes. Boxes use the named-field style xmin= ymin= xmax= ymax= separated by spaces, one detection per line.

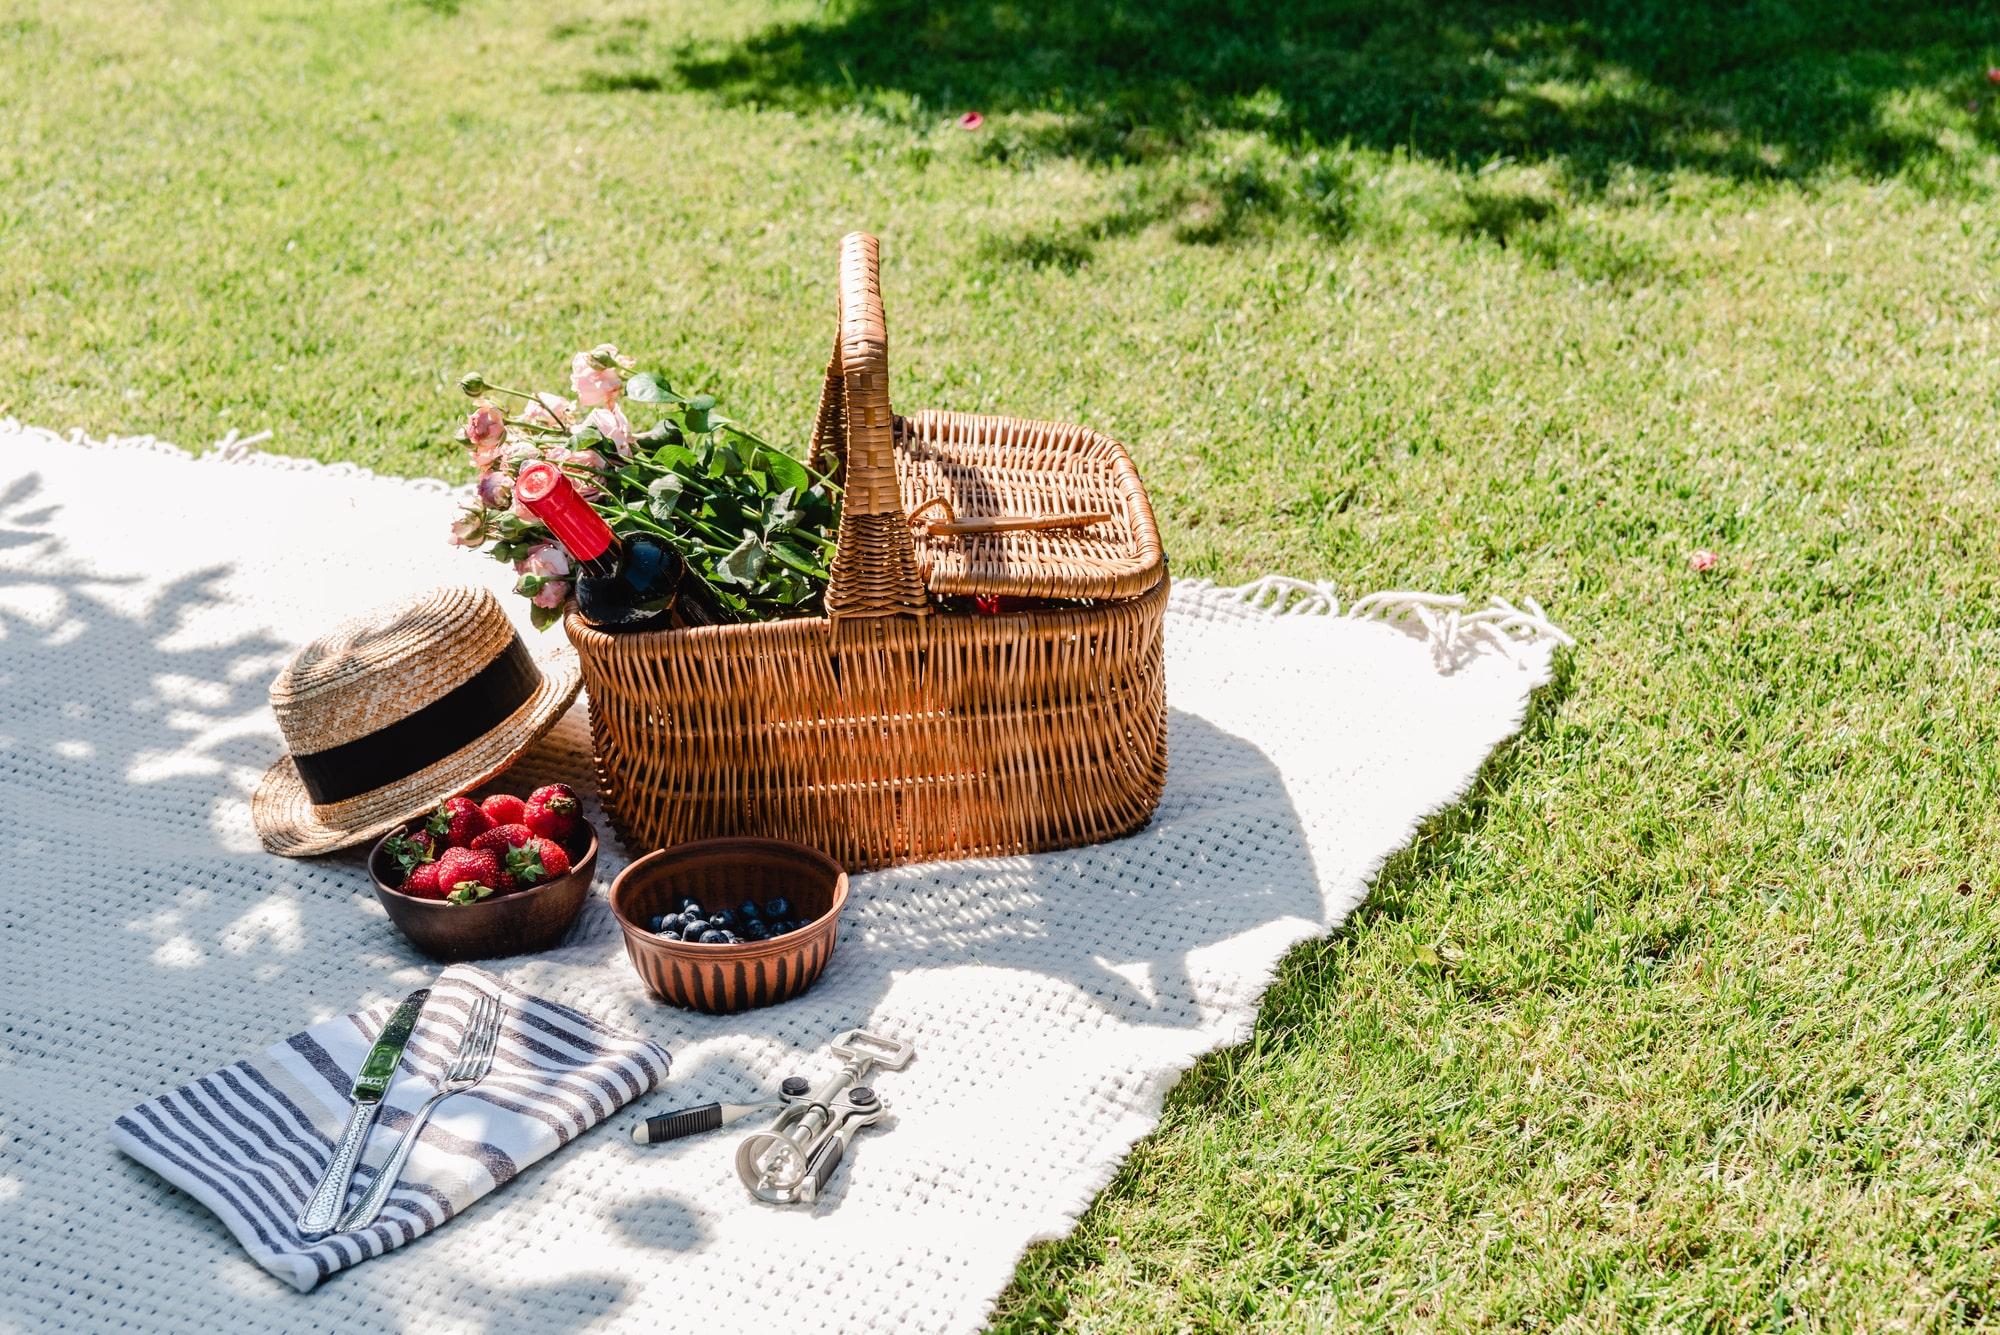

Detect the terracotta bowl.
xmin=368 ymin=821 xmax=597 ymax=963
xmin=609 ymin=838 xmax=848 ymax=1014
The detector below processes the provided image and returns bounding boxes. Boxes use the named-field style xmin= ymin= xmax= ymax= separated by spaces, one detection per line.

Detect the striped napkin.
xmin=111 ymin=965 xmax=671 ymax=1292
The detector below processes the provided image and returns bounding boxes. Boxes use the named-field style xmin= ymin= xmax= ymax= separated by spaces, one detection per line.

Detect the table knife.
xmin=295 ymin=986 xmax=430 ymax=1236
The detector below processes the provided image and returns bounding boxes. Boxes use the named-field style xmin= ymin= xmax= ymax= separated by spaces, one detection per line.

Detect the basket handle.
xmin=814 ymin=232 xmax=931 ymax=625
xmin=908 ymin=496 xmax=1114 ymax=536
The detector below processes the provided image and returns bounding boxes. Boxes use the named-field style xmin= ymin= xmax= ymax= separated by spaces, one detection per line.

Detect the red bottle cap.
xmin=515 ymin=462 xmax=614 ymax=562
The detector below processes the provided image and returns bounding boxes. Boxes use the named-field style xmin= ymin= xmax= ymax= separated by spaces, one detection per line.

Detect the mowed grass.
xmin=9 ymin=0 xmax=2000 ymax=1326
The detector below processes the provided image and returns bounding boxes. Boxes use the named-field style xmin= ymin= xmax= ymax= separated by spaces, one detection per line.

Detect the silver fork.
xmin=335 ymin=990 xmax=503 ymax=1232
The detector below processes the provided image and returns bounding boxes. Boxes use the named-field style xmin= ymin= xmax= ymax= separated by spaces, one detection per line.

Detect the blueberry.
xmin=647 ymin=914 xmax=665 ymax=932
xmin=680 ymin=899 xmax=703 ymax=916
xmin=766 ymin=920 xmax=795 ymax=939
xmin=680 ymin=917 xmax=708 ymax=936
xmin=698 ymin=929 xmax=728 ymax=945
xmin=708 ymin=908 xmax=736 ymax=930
xmin=763 ymin=898 xmax=791 ymax=920
xmin=720 ymin=931 xmax=742 ymax=944
xmin=740 ymin=921 xmax=768 ymax=942
xmin=737 ymin=900 xmax=763 ymax=921
xmin=658 ymin=913 xmax=684 ymax=933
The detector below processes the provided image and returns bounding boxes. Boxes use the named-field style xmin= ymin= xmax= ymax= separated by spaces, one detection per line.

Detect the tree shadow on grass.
xmin=572 ymin=0 xmax=2000 ymax=267
xmin=666 ymin=0 xmax=1996 ymax=186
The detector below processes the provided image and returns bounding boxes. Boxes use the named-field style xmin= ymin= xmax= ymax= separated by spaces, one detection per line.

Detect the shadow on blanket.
xmin=4 ymin=465 xmax=1319 ymax=1305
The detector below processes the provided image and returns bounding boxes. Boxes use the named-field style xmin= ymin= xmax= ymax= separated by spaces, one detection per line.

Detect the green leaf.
xmin=625 ymin=372 xmax=680 ymax=404
xmin=635 ymin=419 xmax=684 ymax=447
xmin=708 ymin=443 xmax=742 ymax=477
xmin=715 ymin=534 xmax=769 ymax=586
xmin=768 ymin=538 xmax=823 ymax=578
xmin=688 ymin=393 xmax=716 ymax=413
xmin=762 ymin=487 xmax=801 ymax=537
xmin=760 ymin=448 xmax=810 ymax=496
xmin=515 ymin=573 xmax=547 ymax=596
xmin=647 ymin=474 xmax=685 ymax=522
xmin=529 ymin=601 xmax=564 ymax=631
xmin=651 ymin=441 xmax=699 ymax=472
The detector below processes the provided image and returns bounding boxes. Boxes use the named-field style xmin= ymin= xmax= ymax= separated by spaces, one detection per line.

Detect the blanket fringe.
xmin=1175 ymin=575 xmax=1573 ymax=671
xmin=9 ymin=419 xmax=1573 ymax=668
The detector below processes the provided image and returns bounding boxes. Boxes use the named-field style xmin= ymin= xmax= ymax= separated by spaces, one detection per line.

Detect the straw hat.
xmin=252 ymin=586 xmax=582 ymax=857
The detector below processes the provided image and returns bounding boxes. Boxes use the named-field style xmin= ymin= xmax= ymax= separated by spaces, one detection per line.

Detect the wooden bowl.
xmin=609 ymin=838 xmax=848 ymax=1014
xmin=368 ymin=821 xmax=597 ymax=963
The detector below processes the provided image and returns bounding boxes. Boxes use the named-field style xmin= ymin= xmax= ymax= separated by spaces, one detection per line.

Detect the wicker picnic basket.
xmin=566 ymin=232 xmax=1168 ymax=870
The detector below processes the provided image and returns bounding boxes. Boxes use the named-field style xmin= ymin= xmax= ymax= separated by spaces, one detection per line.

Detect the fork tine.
xmin=462 ymin=993 xmax=501 ymax=1080
xmin=476 ymin=1000 xmax=503 ymax=1077
xmin=452 ymin=994 xmax=495 ymax=1081
xmin=478 ymin=1017 xmax=500 ymax=1076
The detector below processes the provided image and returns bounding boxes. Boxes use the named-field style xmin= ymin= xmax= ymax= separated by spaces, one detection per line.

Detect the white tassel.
xmin=1179 ymin=577 xmax=1572 ymax=671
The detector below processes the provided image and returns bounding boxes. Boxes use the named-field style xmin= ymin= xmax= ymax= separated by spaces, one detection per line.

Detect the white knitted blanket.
xmin=0 ymin=423 xmax=1568 ymax=1334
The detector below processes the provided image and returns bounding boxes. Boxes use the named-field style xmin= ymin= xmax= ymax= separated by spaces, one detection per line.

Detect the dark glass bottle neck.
xmin=571 ymin=547 xmax=620 ymax=580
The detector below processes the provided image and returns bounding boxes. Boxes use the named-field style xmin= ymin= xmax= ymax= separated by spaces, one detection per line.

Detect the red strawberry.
xmin=505 ymin=835 xmax=571 ymax=887
xmin=402 ymin=860 xmax=445 ymax=899
xmin=480 ymin=793 xmax=527 ymax=826
xmin=381 ymin=829 xmax=435 ymax=879
xmin=522 ymin=783 xmax=580 ymax=841
xmin=470 ymin=823 xmax=534 ymax=858
xmin=435 ymin=846 xmax=513 ymax=904
xmin=427 ymin=796 xmax=493 ymax=849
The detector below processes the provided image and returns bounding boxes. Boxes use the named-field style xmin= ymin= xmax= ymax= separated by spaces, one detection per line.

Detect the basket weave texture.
xmin=567 ymin=232 xmax=1168 ymax=870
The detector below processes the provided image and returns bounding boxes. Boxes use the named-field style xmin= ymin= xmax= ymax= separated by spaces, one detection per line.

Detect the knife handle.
xmin=297 ymin=1099 xmax=379 ymax=1235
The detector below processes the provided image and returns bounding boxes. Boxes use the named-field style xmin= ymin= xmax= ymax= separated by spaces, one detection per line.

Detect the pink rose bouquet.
xmin=447 ymin=347 xmax=841 ymax=629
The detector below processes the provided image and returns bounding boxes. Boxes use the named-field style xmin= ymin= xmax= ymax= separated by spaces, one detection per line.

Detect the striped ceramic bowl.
xmin=609 ymin=838 xmax=849 ymax=1014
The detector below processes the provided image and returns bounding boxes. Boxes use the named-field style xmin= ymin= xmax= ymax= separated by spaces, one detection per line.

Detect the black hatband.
xmin=291 ymin=638 xmax=541 ymax=806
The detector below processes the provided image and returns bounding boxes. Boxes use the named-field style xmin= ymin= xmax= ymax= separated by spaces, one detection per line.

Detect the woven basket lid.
xmin=893 ymin=410 xmax=1165 ymax=602
xmin=252 ymin=586 xmax=580 ymax=857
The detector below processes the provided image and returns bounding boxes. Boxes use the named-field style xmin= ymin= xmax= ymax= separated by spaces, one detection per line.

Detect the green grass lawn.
xmin=10 ymin=0 xmax=2000 ymax=1325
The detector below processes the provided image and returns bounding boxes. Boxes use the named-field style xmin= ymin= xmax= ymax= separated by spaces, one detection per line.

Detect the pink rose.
xmin=447 ymin=507 xmax=488 ymax=547
xmin=517 ymin=542 xmax=571 ymax=581
xmin=531 ymin=579 xmax=570 ymax=610
xmin=522 ymin=394 xmax=572 ymax=431
xmin=469 ymin=440 xmax=504 ymax=468
xmin=957 ymin=111 xmax=984 ymax=130
xmin=465 ymin=404 xmax=506 ymax=450
xmin=561 ymin=448 xmax=610 ymax=499
xmin=501 ymin=442 xmax=541 ymax=469
xmin=571 ymin=352 xmax=623 ymax=407
xmin=475 ymin=471 xmax=513 ymax=508
xmin=585 ymin=405 xmax=634 ymax=455
xmin=1688 ymin=548 xmax=1719 ymax=572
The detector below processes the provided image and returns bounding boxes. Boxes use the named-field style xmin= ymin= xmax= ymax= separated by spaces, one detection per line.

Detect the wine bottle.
xmin=514 ymin=462 xmax=724 ymax=631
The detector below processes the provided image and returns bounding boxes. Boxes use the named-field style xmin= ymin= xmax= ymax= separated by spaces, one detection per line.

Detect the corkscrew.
xmin=632 ymin=1030 xmax=914 ymax=1205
